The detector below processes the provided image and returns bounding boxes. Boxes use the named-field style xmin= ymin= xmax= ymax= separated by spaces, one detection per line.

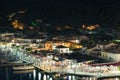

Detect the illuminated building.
xmin=45 ymin=40 xmax=82 ymax=50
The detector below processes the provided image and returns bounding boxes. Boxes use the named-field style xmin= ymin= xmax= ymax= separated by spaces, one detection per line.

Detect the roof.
xmin=90 ymin=62 xmax=120 ymax=66
xmin=105 ymin=43 xmax=118 ymax=49
xmin=55 ymin=45 xmax=68 ymax=48
xmin=71 ymin=48 xmax=82 ymax=50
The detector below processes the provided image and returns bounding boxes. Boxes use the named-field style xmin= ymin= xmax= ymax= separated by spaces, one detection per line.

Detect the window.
xmin=66 ymin=50 xmax=68 ymax=52
xmin=61 ymin=50 xmax=63 ymax=53
xmin=83 ymin=51 xmax=85 ymax=54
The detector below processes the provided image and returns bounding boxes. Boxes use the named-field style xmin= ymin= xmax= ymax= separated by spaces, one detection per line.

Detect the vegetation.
xmin=117 ymin=66 xmax=120 ymax=71
xmin=25 ymin=48 xmax=32 ymax=52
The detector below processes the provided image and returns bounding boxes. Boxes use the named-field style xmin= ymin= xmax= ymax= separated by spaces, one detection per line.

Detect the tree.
xmin=25 ymin=48 xmax=32 ymax=52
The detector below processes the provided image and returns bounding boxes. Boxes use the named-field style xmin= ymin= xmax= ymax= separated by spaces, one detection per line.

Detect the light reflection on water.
xmin=43 ymin=74 xmax=46 ymax=80
xmin=33 ymin=70 xmax=36 ymax=80
xmin=29 ymin=73 xmax=32 ymax=79
xmin=0 ymin=67 xmax=120 ymax=80
xmin=38 ymin=72 xmax=41 ymax=80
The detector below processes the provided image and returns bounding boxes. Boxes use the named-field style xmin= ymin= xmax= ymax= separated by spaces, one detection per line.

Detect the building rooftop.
xmin=56 ymin=45 xmax=68 ymax=48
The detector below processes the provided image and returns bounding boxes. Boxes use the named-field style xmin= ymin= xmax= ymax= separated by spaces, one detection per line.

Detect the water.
xmin=0 ymin=67 xmax=77 ymax=80
xmin=0 ymin=67 xmax=120 ymax=80
xmin=0 ymin=67 xmax=49 ymax=80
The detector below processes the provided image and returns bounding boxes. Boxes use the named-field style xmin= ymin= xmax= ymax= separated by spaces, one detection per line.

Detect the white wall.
xmin=101 ymin=52 xmax=120 ymax=61
xmin=56 ymin=48 xmax=69 ymax=54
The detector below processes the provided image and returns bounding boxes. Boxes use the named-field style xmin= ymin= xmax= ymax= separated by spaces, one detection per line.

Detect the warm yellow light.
xmin=15 ymin=20 xmax=18 ymax=23
xmin=14 ymin=25 xmax=18 ymax=28
xmin=75 ymin=45 xmax=83 ymax=48
xmin=86 ymin=26 xmax=95 ymax=30
xmin=82 ymin=24 xmax=86 ymax=28
xmin=19 ymin=26 xmax=23 ymax=30
xmin=29 ymin=26 xmax=34 ymax=30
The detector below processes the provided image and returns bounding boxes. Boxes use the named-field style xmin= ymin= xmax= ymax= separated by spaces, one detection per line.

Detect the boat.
xmin=13 ymin=65 xmax=34 ymax=71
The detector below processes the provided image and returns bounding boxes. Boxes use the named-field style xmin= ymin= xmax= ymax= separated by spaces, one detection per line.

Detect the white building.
xmin=55 ymin=45 xmax=69 ymax=54
xmin=0 ymin=33 xmax=14 ymax=42
xmin=12 ymin=38 xmax=45 ymax=48
xmin=101 ymin=52 xmax=120 ymax=61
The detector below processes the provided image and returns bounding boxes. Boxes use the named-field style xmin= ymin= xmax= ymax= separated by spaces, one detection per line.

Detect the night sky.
xmin=0 ymin=0 xmax=120 ymax=27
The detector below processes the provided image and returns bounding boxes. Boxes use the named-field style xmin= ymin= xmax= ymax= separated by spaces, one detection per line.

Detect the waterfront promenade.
xmin=1 ymin=45 xmax=120 ymax=79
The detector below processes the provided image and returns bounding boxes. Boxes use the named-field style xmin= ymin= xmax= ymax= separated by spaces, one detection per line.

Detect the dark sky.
xmin=0 ymin=0 xmax=120 ymax=26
